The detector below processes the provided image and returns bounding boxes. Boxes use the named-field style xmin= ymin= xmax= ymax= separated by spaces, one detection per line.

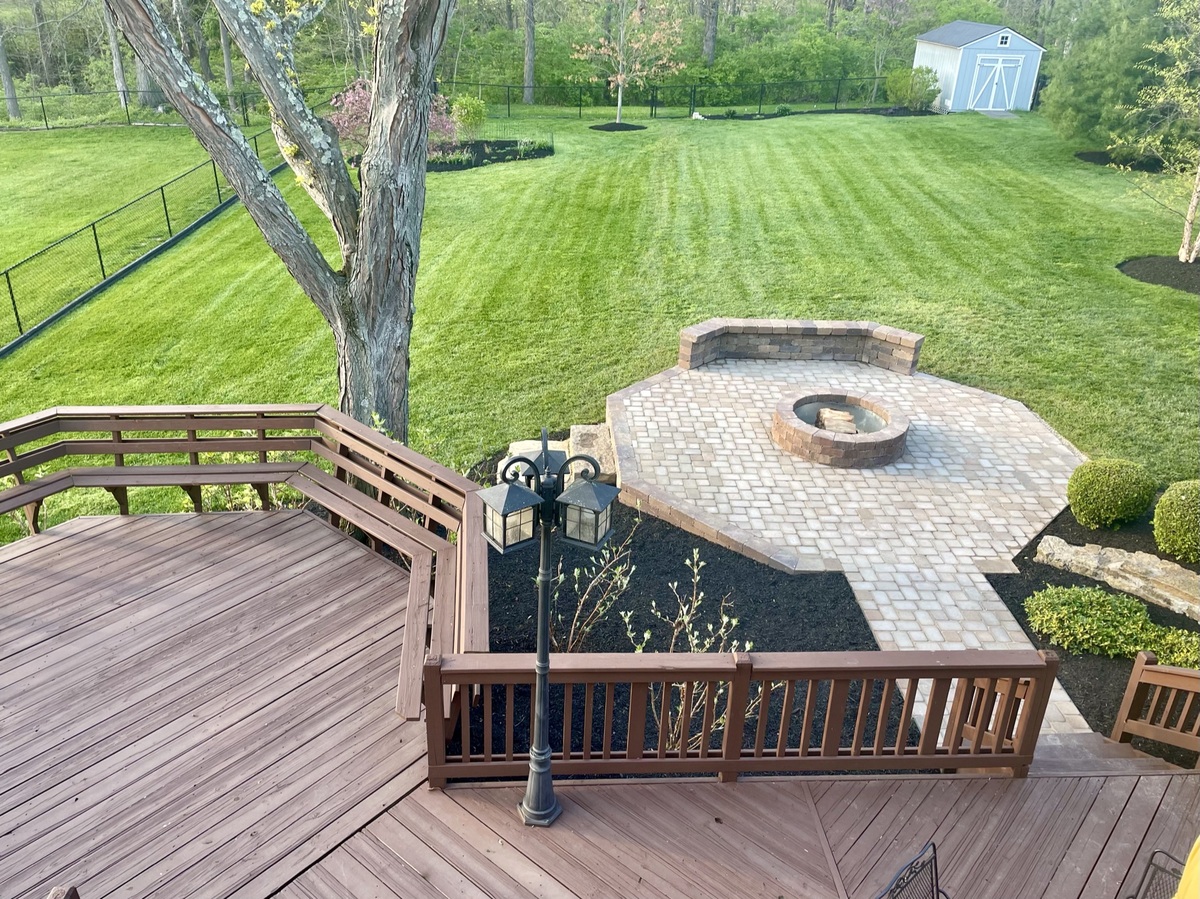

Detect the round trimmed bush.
xmin=1153 ymin=480 xmax=1199 ymax=563
xmin=1066 ymin=459 xmax=1157 ymax=529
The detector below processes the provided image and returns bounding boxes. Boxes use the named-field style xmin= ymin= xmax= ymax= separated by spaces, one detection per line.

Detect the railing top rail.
xmin=0 ymin=403 xmax=322 ymax=437
xmin=435 ymin=648 xmax=1054 ymax=680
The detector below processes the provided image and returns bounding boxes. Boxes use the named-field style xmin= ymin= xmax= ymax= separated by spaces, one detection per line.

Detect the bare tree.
xmin=523 ymin=0 xmax=533 ymax=103
xmin=700 ymin=0 xmax=717 ymax=66
xmin=31 ymin=0 xmax=56 ymax=85
xmin=101 ymin=1 xmax=130 ymax=108
xmin=0 ymin=30 xmax=20 ymax=120
xmin=105 ymin=0 xmax=455 ymax=437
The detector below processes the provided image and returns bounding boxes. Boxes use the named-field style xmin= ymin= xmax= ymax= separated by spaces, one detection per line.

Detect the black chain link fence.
xmin=438 ymin=76 xmax=889 ymax=119
xmin=1 ymin=136 xmax=283 ymax=348
xmin=0 ymin=84 xmax=342 ymax=131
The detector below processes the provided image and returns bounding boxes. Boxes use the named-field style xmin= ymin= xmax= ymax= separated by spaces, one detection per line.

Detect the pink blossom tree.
xmin=330 ymin=81 xmax=457 ymax=155
xmin=572 ymin=0 xmax=684 ymax=124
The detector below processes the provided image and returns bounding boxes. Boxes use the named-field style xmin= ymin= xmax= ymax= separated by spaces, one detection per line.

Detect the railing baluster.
xmin=583 ymin=682 xmax=594 ymax=761
xmin=896 ymin=678 xmax=918 ymax=754
xmin=483 ymin=685 xmax=493 ymax=762
xmin=851 ymin=678 xmax=872 ymax=756
xmin=679 ymin=681 xmax=693 ymax=758
xmin=627 ymin=682 xmax=647 ymax=761
xmin=505 ymin=684 xmax=514 ymax=762
xmin=754 ymin=681 xmax=772 ymax=757
xmin=459 ymin=683 xmax=471 ymax=762
xmin=562 ymin=683 xmax=572 ymax=760
xmin=776 ymin=679 xmax=796 ymax=757
xmin=918 ymin=678 xmax=952 ymax=755
xmin=823 ymin=679 xmax=852 ymax=757
xmin=945 ymin=677 xmax=973 ymax=755
xmin=990 ymin=678 xmax=1020 ymax=753
xmin=699 ymin=680 xmax=717 ymax=759
xmin=798 ymin=679 xmax=819 ymax=758
xmin=657 ymin=683 xmax=671 ymax=759
xmin=874 ymin=678 xmax=895 ymax=755
xmin=602 ymin=682 xmax=615 ymax=759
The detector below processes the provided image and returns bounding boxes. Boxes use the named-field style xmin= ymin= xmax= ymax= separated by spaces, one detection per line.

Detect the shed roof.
xmin=916 ymin=20 xmax=1023 ymax=48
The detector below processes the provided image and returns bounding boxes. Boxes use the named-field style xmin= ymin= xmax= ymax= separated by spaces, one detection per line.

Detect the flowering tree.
xmin=572 ymin=0 xmax=684 ymax=124
xmin=330 ymin=80 xmax=457 ymax=154
xmin=103 ymin=0 xmax=455 ymax=439
xmin=1114 ymin=0 xmax=1200 ymax=263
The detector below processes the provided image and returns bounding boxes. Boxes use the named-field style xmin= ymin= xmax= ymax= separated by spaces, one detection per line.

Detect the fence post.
xmin=758 ymin=82 xmax=765 ymax=116
xmin=91 ymin=223 xmax=107 ymax=280
xmin=159 ymin=186 xmax=173 ymax=237
xmin=211 ymin=160 xmax=223 ymax=203
xmin=39 ymin=96 xmax=49 ymax=130
xmin=240 ymin=92 xmax=249 ymax=126
xmin=124 ymin=97 xmax=132 ymax=126
xmin=719 ymin=652 xmax=752 ymax=783
xmin=689 ymin=84 xmax=696 ymax=117
xmin=506 ymin=85 xmax=511 ymax=118
xmin=834 ymin=78 xmax=842 ymax=111
xmin=650 ymin=85 xmax=657 ymax=119
xmin=578 ymin=86 xmax=583 ymax=119
xmin=253 ymin=133 xmax=260 ymax=159
xmin=5 ymin=270 xmax=22 ymax=336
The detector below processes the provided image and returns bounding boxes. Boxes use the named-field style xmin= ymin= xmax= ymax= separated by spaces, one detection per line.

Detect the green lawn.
xmin=1 ymin=111 xmax=1196 ymax=543
xmin=0 ymin=127 xmax=210 ymax=266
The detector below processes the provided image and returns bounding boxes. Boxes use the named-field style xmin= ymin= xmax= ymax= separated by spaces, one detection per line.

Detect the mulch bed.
xmin=588 ymin=122 xmax=647 ymax=132
xmin=426 ymin=138 xmax=554 ymax=172
xmin=1074 ymin=150 xmax=1164 ymax=173
xmin=1118 ymin=256 xmax=1200 ymax=294
xmin=987 ymin=504 xmax=1199 ymax=768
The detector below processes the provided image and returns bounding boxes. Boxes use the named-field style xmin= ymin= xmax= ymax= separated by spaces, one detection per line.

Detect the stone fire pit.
xmin=771 ymin=391 xmax=909 ymax=468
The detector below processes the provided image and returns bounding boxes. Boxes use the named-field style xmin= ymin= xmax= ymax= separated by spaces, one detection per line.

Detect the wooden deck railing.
xmin=0 ymin=404 xmax=489 ymax=719
xmin=424 ymin=649 xmax=1059 ymax=784
xmin=1112 ymin=651 xmax=1200 ymax=767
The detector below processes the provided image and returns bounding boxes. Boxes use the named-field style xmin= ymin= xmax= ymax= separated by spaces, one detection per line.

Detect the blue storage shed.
xmin=913 ymin=21 xmax=1044 ymax=113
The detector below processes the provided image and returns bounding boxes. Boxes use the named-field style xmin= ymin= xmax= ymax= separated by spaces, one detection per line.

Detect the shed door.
xmin=967 ymin=56 xmax=1023 ymax=110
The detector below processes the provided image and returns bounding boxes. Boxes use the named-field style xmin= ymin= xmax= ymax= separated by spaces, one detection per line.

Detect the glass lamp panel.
xmin=484 ymin=504 xmax=506 ymax=547
xmin=596 ymin=505 xmax=612 ymax=542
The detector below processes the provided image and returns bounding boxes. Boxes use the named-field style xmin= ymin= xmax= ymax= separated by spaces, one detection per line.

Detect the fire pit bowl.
xmin=771 ymin=391 xmax=909 ymax=468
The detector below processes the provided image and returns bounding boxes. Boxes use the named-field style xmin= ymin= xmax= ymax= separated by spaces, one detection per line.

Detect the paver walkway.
xmin=609 ymin=358 xmax=1091 ymax=733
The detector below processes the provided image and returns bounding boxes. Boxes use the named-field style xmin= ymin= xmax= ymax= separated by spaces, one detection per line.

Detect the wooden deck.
xmin=3 ymin=511 xmax=1198 ymax=899
xmin=0 ymin=511 xmax=424 ymax=899
xmin=292 ymin=774 xmax=1200 ymax=899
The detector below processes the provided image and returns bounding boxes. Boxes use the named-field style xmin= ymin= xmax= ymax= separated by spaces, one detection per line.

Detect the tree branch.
xmin=212 ymin=0 xmax=360 ymax=267
xmin=104 ymin=0 xmax=341 ymax=316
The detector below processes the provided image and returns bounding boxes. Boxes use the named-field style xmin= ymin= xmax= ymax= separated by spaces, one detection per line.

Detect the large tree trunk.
xmin=615 ymin=80 xmax=623 ymax=123
xmin=342 ymin=0 xmax=454 ymax=437
xmin=107 ymin=0 xmax=453 ymax=438
xmin=102 ymin=3 xmax=130 ymax=109
xmin=31 ymin=0 xmax=55 ymax=86
xmin=522 ymin=0 xmax=534 ymax=104
xmin=0 ymin=34 xmax=20 ymax=120
xmin=1181 ymin=156 xmax=1200 ymax=263
xmin=219 ymin=15 xmax=235 ymax=111
xmin=701 ymin=0 xmax=717 ymax=66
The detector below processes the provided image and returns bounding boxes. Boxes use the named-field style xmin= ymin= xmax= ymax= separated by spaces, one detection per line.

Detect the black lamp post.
xmin=478 ymin=428 xmax=620 ymax=826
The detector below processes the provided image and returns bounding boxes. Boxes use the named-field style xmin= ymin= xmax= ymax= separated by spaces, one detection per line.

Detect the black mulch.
xmin=986 ymin=503 xmax=1199 ymax=768
xmin=588 ymin=122 xmax=647 ymax=132
xmin=1074 ymin=150 xmax=1164 ymax=173
xmin=426 ymin=138 xmax=554 ymax=172
xmin=1118 ymin=256 xmax=1200 ymax=294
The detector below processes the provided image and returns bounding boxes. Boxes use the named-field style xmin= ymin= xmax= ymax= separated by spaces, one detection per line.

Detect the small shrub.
xmin=885 ymin=65 xmax=940 ymax=112
xmin=1025 ymin=585 xmax=1199 ymax=668
xmin=428 ymin=148 xmax=472 ymax=166
xmin=428 ymin=94 xmax=457 ymax=149
xmin=450 ymin=95 xmax=486 ymax=142
xmin=1154 ymin=480 xmax=1200 ymax=563
xmin=724 ymin=108 xmax=738 ymax=119
xmin=1067 ymin=458 xmax=1157 ymax=529
xmin=775 ymin=104 xmax=791 ymax=116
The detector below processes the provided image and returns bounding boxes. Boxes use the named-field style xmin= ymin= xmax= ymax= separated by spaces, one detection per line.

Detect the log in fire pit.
xmin=771 ymin=391 xmax=909 ymax=468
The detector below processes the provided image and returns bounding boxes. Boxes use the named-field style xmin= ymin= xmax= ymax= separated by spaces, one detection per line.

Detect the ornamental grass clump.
xmin=1066 ymin=459 xmax=1157 ymax=529
xmin=1153 ymin=480 xmax=1200 ymax=563
xmin=1025 ymin=585 xmax=1200 ymax=668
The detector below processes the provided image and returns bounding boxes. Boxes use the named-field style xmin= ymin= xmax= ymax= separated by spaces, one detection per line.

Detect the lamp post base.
xmin=518 ymin=796 xmax=563 ymax=827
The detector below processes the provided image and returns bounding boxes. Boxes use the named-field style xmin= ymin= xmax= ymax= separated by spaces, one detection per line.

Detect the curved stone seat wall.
xmin=678 ymin=319 xmax=924 ymax=375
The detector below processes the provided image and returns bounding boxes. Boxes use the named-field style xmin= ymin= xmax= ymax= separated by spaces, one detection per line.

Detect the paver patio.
xmin=608 ymin=355 xmax=1092 ymax=733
